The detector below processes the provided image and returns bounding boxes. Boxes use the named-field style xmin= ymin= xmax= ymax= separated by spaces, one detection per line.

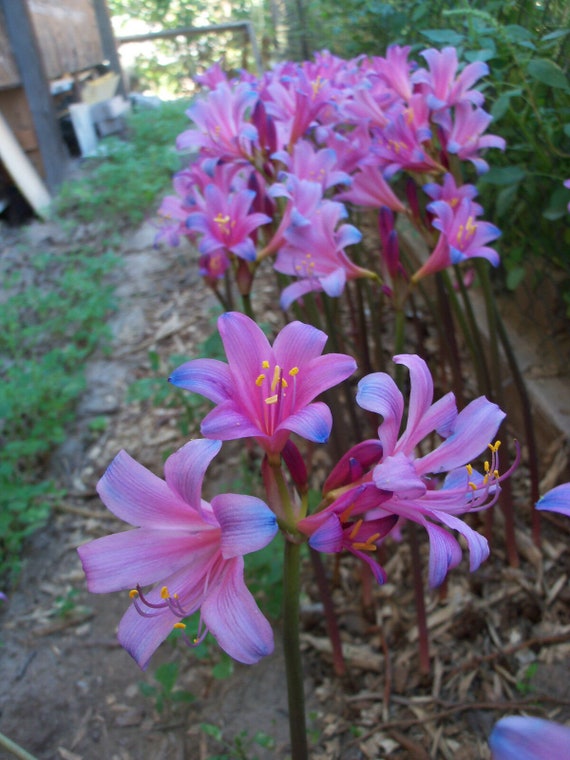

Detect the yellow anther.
xmin=488 ymin=440 xmax=501 ymax=453
xmin=484 ymin=460 xmax=490 ymax=473
xmin=289 ymin=367 xmax=299 ymax=376
xmin=173 ymin=622 xmax=186 ymax=630
xmin=466 ymin=216 xmax=477 ymax=235
xmin=339 ymin=503 xmax=356 ymax=523
xmin=468 ymin=481 xmax=477 ymax=491
xmin=483 ymin=474 xmax=489 ymax=485
xmin=160 ymin=586 xmax=170 ymax=599
xmin=281 ymin=378 xmax=288 ymax=388
xmin=494 ymin=469 xmax=499 ymax=478
xmin=265 ymin=394 xmax=278 ymax=405
xmin=213 ymin=213 xmax=230 ymax=226
xmin=255 ymin=374 xmax=265 ymax=386
xmin=129 ymin=589 xmax=139 ymax=599
xmin=349 ymin=518 xmax=364 ymax=540
xmin=352 ymin=533 xmax=381 ymax=552
xmin=466 ymin=463 xmax=473 ymax=476
xmin=262 ymin=360 xmax=270 ymax=369
xmin=271 ymin=364 xmax=281 ymax=392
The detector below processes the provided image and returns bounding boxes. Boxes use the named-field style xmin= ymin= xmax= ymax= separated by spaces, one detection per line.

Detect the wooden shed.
xmin=0 ymin=0 xmax=123 ymax=198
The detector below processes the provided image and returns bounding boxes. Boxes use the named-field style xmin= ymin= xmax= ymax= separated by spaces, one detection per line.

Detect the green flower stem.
xmin=0 ymin=731 xmax=39 ymax=760
xmin=240 ymin=292 xmax=255 ymax=321
xmin=283 ymin=540 xmax=308 ymax=760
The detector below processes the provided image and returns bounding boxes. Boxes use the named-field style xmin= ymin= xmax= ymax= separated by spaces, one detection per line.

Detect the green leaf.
xmin=154 ymin=661 xmax=179 ymax=693
xmin=542 ymin=185 xmax=570 ymax=221
xmin=564 ymin=124 xmax=570 ymax=138
xmin=490 ymin=89 xmax=522 ymax=121
xmin=464 ymin=49 xmax=495 ymax=63
xmin=527 ymin=58 xmax=569 ymax=89
xmin=506 ymin=266 xmax=526 ymax=290
xmin=421 ymin=28 xmax=464 ymax=47
xmin=540 ymin=29 xmax=570 ymax=42
xmin=212 ymin=653 xmax=234 ymax=680
xmin=480 ymin=166 xmax=527 ymax=186
xmin=200 ymin=723 xmax=224 ymax=742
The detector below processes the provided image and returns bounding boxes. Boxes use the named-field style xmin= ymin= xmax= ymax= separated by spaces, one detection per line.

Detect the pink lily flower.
xmin=412 ymin=46 xmax=489 ymax=110
xmin=372 ymin=108 xmax=442 ymax=177
xmin=77 ymin=439 xmax=277 ymax=669
xmin=438 ymin=101 xmax=506 ymax=173
xmin=412 ymin=197 xmax=501 ymax=281
xmin=186 ymin=184 xmax=271 ymax=262
xmin=169 ymin=312 xmax=357 ymax=456
xmin=423 ymin=173 xmax=483 ymax=215
xmin=356 ymin=354 xmax=510 ymax=586
xmin=298 ymin=488 xmax=398 ymax=584
xmin=272 ymin=139 xmax=351 ymax=192
xmin=274 ymin=200 xmax=373 ymax=308
xmin=371 ymin=45 xmax=414 ymax=102
xmin=177 ymin=81 xmax=259 ymax=162
xmin=335 ymin=164 xmax=406 ymax=213
xmin=535 ymin=482 xmax=570 ymax=517
xmin=489 ymin=716 xmax=570 ymax=759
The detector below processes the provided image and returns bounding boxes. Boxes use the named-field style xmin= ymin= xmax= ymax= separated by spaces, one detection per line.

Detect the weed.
xmin=139 ymin=661 xmax=195 ymax=714
xmin=200 ymin=723 xmax=276 ymax=760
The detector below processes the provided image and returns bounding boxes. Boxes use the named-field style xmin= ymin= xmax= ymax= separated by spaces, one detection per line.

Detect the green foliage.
xmin=139 ymin=660 xmax=196 ymax=713
xmin=108 ymin=0 xmax=254 ymax=95
xmin=0 ymin=245 xmax=118 ymax=582
xmin=298 ymin=0 xmax=570 ymax=310
xmin=199 ymin=723 xmax=276 ymax=760
xmin=56 ymin=100 xmax=191 ymax=232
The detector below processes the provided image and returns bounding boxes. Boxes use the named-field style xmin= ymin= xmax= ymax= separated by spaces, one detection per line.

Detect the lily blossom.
xmin=186 ymin=184 xmax=271 ymax=262
xmin=335 ymin=164 xmax=406 ymax=213
xmin=412 ymin=46 xmax=489 ymax=110
xmin=77 ymin=439 xmax=277 ymax=669
xmin=489 ymin=716 xmax=570 ymax=760
xmin=535 ymin=482 xmax=570 ymax=517
xmin=438 ymin=101 xmax=506 ymax=173
xmin=274 ymin=200 xmax=372 ymax=308
xmin=177 ymin=81 xmax=259 ymax=161
xmin=412 ymin=197 xmax=501 ymax=282
xmin=169 ymin=312 xmax=357 ymax=456
xmin=356 ymin=354 xmax=509 ymax=586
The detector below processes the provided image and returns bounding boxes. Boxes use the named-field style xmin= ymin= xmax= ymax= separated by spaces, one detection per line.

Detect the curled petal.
xmin=281 ymin=401 xmax=332 ymax=443
xmin=169 ymin=358 xmax=233 ymax=403
xmin=201 ymin=557 xmax=274 ymax=664
xmin=165 ymin=439 xmax=222 ymax=511
xmin=423 ymin=521 xmax=462 ymax=587
xmin=435 ymin=511 xmax=489 ymax=572
xmin=211 ymin=493 xmax=278 ymax=558
xmin=356 ymin=373 xmax=404 ymax=454
xmin=535 ymin=483 xmax=570 ymax=517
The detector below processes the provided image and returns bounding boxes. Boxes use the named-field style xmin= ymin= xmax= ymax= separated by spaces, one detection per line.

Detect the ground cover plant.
xmin=69 ymin=41 xmax=570 ymax=760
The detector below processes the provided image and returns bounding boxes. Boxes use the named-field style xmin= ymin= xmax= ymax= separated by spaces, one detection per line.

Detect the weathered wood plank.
xmin=0 ymin=0 xmax=68 ymax=189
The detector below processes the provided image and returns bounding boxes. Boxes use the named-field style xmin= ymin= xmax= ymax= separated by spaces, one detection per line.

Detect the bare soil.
xmin=1 ymin=217 xmax=569 ymax=760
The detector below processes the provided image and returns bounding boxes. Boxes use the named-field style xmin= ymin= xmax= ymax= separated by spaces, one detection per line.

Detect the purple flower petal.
xmin=535 ymin=482 xmax=570 ymax=517
xmin=211 ymin=494 xmax=278 ymax=558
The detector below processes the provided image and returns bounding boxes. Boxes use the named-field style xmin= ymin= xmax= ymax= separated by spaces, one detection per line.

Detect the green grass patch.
xmin=0 ymin=244 xmax=119 ymax=582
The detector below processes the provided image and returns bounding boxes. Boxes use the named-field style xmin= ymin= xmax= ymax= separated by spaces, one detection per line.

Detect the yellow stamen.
xmin=494 ymin=469 xmax=499 ymax=478
xmin=213 ymin=213 xmax=230 ymax=225
xmin=265 ymin=394 xmax=278 ymax=405
xmin=262 ymin=360 xmax=270 ymax=369
xmin=466 ymin=463 xmax=473 ymax=476
xmin=160 ymin=586 xmax=170 ymax=599
xmin=488 ymin=440 xmax=501 ymax=453
xmin=129 ymin=589 xmax=139 ymax=599
xmin=349 ymin=518 xmax=364 ymax=540
xmin=468 ymin=481 xmax=477 ymax=491
xmin=255 ymin=374 xmax=265 ymax=386
xmin=173 ymin=622 xmax=186 ymax=630
xmin=339 ymin=503 xmax=356 ymax=523
xmin=289 ymin=367 xmax=299 ymax=376
xmin=484 ymin=460 xmax=490 ymax=473
xmin=352 ymin=533 xmax=381 ymax=551
xmin=271 ymin=364 xmax=281 ymax=392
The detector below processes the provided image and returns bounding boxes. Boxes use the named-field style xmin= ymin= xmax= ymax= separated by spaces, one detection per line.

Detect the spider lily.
xmin=412 ymin=196 xmax=501 ymax=282
xmin=412 ymin=46 xmax=489 ymax=110
xmin=438 ymin=101 xmax=506 ymax=174
xmin=186 ymin=184 xmax=271 ymax=262
xmin=77 ymin=439 xmax=277 ymax=669
xmin=274 ymin=200 xmax=373 ymax=308
xmin=335 ymin=164 xmax=406 ymax=213
xmin=355 ymin=354 xmax=512 ymax=586
xmin=177 ymin=81 xmax=259 ymax=162
xmin=169 ymin=312 xmax=357 ymax=457
xmin=489 ymin=716 xmax=570 ymax=760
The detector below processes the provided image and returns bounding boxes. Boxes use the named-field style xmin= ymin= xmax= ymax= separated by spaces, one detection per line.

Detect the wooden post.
xmin=92 ymin=0 xmax=127 ymax=96
xmin=0 ymin=0 xmax=68 ymax=191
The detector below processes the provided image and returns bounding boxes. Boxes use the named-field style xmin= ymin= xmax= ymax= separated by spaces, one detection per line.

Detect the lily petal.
xmin=211 ymin=493 xmax=278 ymax=558
xmin=202 ymin=557 xmax=274 ymax=664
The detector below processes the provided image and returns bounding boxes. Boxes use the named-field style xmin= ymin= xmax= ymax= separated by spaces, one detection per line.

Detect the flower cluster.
xmin=157 ymin=47 xmax=505 ymax=305
xmin=78 ymin=315 xmax=517 ymax=669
